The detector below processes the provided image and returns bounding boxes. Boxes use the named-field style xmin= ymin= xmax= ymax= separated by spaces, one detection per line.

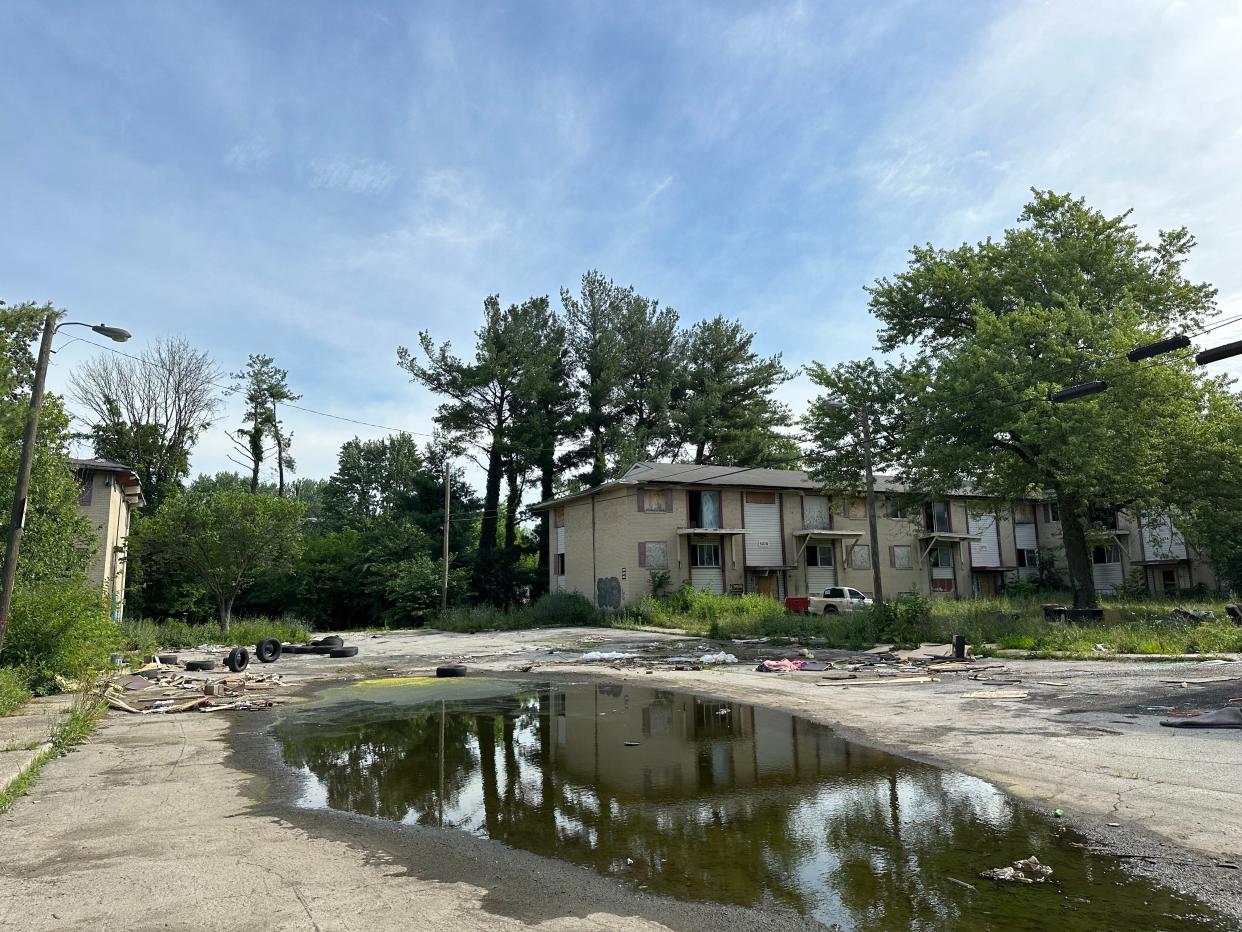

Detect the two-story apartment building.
xmin=533 ymin=462 xmax=1217 ymax=608
xmin=71 ymin=457 xmax=144 ymax=620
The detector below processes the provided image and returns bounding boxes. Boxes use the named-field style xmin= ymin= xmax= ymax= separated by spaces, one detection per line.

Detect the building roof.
xmin=70 ymin=457 xmax=145 ymax=506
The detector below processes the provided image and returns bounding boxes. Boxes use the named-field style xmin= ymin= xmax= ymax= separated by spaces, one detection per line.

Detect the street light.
xmin=826 ymin=399 xmax=884 ymax=606
xmin=0 ymin=312 xmax=133 ymax=658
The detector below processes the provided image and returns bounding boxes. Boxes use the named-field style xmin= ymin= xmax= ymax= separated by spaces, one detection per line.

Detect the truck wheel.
xmin=255 ymin=638 xmax=282 ymax=663
xmin=225 ymin=647 xmax=250 ymax=673
xmin=824 ymin=606 xmax=839 ymax=615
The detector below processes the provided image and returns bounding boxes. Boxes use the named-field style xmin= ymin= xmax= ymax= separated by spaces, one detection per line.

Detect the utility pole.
xmin=440 ymin=461 xmax=451 ymax=611
xmin=858 ymin=403 xmax=885 ymax=606
xmin=0 ymin=313 xmax=131 ymax=660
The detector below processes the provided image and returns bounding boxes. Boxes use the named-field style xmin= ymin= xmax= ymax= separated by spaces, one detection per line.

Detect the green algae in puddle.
xmin=274 ymin=681 xmax=1221 ymax=931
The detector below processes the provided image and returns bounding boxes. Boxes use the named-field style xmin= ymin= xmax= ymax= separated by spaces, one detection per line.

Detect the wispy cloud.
xmin=309 ymin=157 xmax=397 ymax=194
xmin=225 ymin=138 xmax=270 ymax=171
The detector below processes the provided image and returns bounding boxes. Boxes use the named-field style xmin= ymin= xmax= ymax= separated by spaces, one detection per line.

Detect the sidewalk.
xmin=0 ymin=694 xmax=73 ymax=794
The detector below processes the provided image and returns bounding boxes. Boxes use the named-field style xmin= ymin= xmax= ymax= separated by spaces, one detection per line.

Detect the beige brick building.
xmin=71 ymin=458 xmax=144 ymax=620
xmin=533 ymin=462 xmax=1218 ymax=608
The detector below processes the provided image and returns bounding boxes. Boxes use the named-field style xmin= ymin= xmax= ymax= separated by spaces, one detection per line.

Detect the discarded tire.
xmin=311 ymin=645 xmax=337 ymax=655
xmin=157 ymin=654 xmax=179 ymax=665
xmin=329 ymin=646 xmax=359 ymax=658
xmin=311 ymin=636 xmax=344 ymax=648
xmin=225 ymin=647 xmax=250 ymax=673
xmin=286 ymin=644 xmax=314 ymax=655
xmin=436 ymin=664 xmax=467 ymax=678
xmin=185 ymin=659 xmax=217 ymax=672
xmin=255 ymin=638 xmax=282 ymax=663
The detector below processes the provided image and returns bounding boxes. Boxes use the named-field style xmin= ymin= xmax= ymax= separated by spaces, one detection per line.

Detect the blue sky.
xmin=3 ymin=0 xmax=1241 ymax=484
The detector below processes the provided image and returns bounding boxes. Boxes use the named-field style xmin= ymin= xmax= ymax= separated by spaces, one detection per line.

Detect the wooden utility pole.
xmin=441 ymin=462 xmax=451 ymax=611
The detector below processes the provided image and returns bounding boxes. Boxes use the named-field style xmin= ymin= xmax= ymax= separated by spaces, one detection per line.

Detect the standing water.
xmin=274 ymin=679 xmax=1220 ymax=930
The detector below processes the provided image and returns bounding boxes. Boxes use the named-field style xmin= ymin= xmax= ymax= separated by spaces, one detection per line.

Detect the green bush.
xmin=530 ymin=592 xmax=600 ymax=627
xmin=3 ymin=580 xmax=121 ymax=693
xmin=0 ymin=668 xmax=32 ymax=716
xmin=120 ymin=616 xmax=313 ymax=654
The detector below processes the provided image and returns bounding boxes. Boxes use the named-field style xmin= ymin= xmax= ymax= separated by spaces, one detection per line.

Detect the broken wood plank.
xmin=962 ymin=690 xmax=1029 ymax=700
xmin=816 ymin=676 xmax=937 ymax=687
xmin=106 ymin=696 xmax=141 ymax=714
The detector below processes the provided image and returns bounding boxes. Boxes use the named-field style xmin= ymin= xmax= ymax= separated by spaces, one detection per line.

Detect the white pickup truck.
xmin=802 ymin=586 xmax=874 ymax=615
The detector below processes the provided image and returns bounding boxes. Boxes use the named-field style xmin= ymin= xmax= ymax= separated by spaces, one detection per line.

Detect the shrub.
xmin=4 ymin=580 xmax=121 ymax=693
xmin=0 ymin=668 xmax=32 ymax=716
xmin=120 ymin=615 xmax=313 ymax=654
xmin=530 ymin=592 xmax=600 ymax=627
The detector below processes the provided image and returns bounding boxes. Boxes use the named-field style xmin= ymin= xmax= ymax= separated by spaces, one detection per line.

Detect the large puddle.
xmin=274 ymin=679 xmax=1218 ymax=930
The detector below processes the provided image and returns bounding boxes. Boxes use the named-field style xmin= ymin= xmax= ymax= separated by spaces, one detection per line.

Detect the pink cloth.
xmin=758 ymin=659 xmax=806 ymax=672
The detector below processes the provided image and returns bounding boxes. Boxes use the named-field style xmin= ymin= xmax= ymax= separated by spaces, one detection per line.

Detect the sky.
xmin=3 ymin=0 xmax=1241 ymax=490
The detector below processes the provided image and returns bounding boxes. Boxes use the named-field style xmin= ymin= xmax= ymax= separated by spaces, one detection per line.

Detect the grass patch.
xmin=620 ymin=589 xmax=1241 ymax=655
xmin=120 ymin=616 xmax=314 ymax=656
xmin=0 ymin=668 xmax=33 ymax=717
xmin=434 ymin=592 xmax=604 ymax=633
xmin=0 ymin=684 xmax=106 ymax=814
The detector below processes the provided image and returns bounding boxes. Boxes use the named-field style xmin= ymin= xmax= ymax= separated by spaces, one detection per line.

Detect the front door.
xmin=976 ymin=573 xmax=998 ymax=597
xmin=1161 ymin=569 xmax=1177 ymax=595
xmin=755 ymin=575 xmax=778 ymax=599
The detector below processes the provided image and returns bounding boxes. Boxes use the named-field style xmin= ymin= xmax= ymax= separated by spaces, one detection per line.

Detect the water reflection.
xmin=276 ymin=681 xmax=1216 ymax=930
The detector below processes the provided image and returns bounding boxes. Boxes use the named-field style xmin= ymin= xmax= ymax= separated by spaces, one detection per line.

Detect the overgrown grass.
xmin=0 ymin=683 xmax=106 ymax=814
xmin=120 ymin=615 xmax=314 ymax=656
xmin=0 ymin=668 xmax=33 ymax=717
xmin=434 ymin=592 xmax=604 ymax=633
xmin=622 ymin=589 xmax=1242 ymax=655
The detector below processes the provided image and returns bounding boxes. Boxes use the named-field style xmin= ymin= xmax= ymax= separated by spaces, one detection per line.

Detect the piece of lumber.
xmin=816 ymin=676 xmax=937 ymax=687
xmin=962 ymin=690 xmax=1028 ymax=699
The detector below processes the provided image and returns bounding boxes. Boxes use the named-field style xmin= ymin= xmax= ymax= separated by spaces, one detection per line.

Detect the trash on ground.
xmin=581 ymin=651 xmax=639 ymax=661
xmin=817 ymin=676 xmax=936 ymax=687
xmin=1159 ymin=707 xmax=1242 ymax=729
xmin=981 ymin=856 xmax=1053 ymax=884
xmin=698 ymin=652 xmax=738 ymax=664
xmin=757 ymin=659 xmax=806 ymax=672
xmin=962 ymin=690 xmax=1029 ymax=700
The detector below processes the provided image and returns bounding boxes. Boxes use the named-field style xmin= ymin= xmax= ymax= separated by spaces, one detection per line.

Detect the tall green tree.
xmin=561 ymin=271 xmax=625 ymax=486
xmin=673 ymin=316 xmax=797 ymax=466
xmin=614 ymin=292 xmax=683 ymax=467
xmin=229 ymin=354 xmax=299 ymax=495
xmin=136 ymin=489 xmax=303 ymax=629
xmin=864 ymin=190 xmax=1228 ymax=606
xmin=69 ymin=337 xmax=220 ymax=511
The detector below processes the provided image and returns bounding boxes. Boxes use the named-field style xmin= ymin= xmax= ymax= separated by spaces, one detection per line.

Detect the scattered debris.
xmin=962 ymin=690 xmax=1029 ymax=700
xmin=817 ymin=676 xmax=937 ymax=687
xmin=981 ymin=856 xmax=1053 ymax=884
xmin=946 ymin=877 xmax=977 ymax=892
xmin=1160 ymin=707 xmax=1242 ymax=729
xmin=757 ymin=659 xmax=806 ymax=672
xmin=698 ymin=652 xmax=738 ymax=665
xmin=581 ymin=651 xmax=639 ymax=662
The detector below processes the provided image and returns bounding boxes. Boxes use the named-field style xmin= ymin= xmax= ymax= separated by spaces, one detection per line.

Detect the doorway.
xmin=1161 ymin=568 xmax=1177 ymax=595
xmin=755 ymin=575 xmax=778 ymax=600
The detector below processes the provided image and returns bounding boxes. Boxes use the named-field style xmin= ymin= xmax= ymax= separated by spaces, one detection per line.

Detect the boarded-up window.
xmin=77 ymin=474 xmax=93 ymax=506
xmin=848 ymin=544 xmax=871 ymax=570
xmin=890 ymin=545 xmax=912 ymax=569
xmin=803 ymin=495 xmax=830 ymax=530
xmin=745 ymin=491 xmax=776 ymax=505
xmin=638 ymin=489 xmax=672 ymax=513
xmin=553 ymin=507 xmax=565 ymax=528
xmin=638 ymin=541 xmax=669 ymax=570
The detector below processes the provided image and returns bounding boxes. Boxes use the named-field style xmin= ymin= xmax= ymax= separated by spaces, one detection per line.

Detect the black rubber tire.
xmin=255 ymin=638 xmax=282 ymax=663
xmin=185 ymin=659 xmax=217 ymax=672
xmin=823 ymin=606 xmax=839 ymax=615
xmin=311 ymin=645 xmax=337 ymax=654
xmin=157 ymin=654 xmax=179 ymax=664
xmin=436 ymin=664 xmax=467 ymax=678
xmin=311 ymin=636 xmax=343 ymax=648
xmin=328 ymin=646 xmax=359 ymax=658
xmin=286 ymin=644 xmax=314 ymax=655
xmin=225 ymin=647 xmax=250 ymax=673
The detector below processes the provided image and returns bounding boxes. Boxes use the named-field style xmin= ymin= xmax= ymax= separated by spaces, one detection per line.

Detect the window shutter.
xmin=664 ymin=490 xmax=673 ymax=513
xmin=889 ymin=545 xmax=895 ymax=568
xmin=638 ymin=543 xmax=647 ymax=567
xmin=637 ymin=489 xmax=645 ymax=512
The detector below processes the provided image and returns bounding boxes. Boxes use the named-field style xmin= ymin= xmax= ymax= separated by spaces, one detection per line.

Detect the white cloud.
xmin=308 ymin=157 xmax=397 ymax=194
xmin=224 ymin=137 xmax=270 ymax=171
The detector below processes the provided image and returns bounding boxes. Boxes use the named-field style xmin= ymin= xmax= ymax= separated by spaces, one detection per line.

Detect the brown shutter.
xmin=637 ymin=489 xmax=645 ymax=512
xmin=889 ymin=545 xmax=896 ymax=568
xmin=638 ymin=542 xmax=647 ymax=567
xmin=664 ymin=490 xmax=673 ymax=513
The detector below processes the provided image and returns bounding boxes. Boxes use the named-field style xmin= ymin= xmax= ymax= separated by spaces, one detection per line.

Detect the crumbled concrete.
xmin=0 ymin=695 xmax=73 ymax=794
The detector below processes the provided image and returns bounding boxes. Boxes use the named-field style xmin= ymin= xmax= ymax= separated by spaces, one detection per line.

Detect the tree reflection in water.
xmin=276 ymin=683 xmax=1219 ymax=931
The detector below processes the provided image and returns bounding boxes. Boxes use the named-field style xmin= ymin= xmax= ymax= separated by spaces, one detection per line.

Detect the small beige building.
xmin=532 ymin=462 xmax=1218 ymax=608
xmin=71 ymin=458 xmax=144 ymax=620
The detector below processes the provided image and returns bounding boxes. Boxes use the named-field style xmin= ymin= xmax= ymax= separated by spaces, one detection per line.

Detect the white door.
xmin=968 ymin=511 xmax=1000 ymax=567
xmin=805 ymin=544 xmax=836 ymax=595
xmin=744 ymin=493 xmax=782 ymax=566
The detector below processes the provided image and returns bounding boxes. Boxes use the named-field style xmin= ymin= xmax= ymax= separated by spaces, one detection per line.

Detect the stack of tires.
xmin=281 ymin=635 xmax=360 ymax=659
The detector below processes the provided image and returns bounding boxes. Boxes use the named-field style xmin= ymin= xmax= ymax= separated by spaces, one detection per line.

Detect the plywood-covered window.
xmin=638 ymin=541 xmax=669 ymax=570
xmin=848 ymin=543 xmax=871 ymax=570
xmin=745 ymin=491 xmax=776 ymax=505
xmin=553 ymin=506 xmax=565 ymax=528
xmin=77 ymin=473 xmax=93 ymax=507
xmin=890 ymin=545 xmax=912 ymax=569
xmin=638 ymin=488 xmax=673 ymax=513
xmin=802 ymin=495 xmax=830 ymax=530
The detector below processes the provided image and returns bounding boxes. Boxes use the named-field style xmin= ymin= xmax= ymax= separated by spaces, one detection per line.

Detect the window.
xmin=806 ymin=545 xmax=833 ymax=567
xmin=690 ymin=543 xmax=721 ymax=567
xmin=553 ymin=506 xmax=565 ymax=528
xmin=638 ymin=541 xmax=668 ymax=570
xmin=803 ymin=495 xmax=831 ymax=530
xmin=847 ymin=589 xmax=867 ymax=600
xmin=77 ymin=474 xmax=93 ymax=507
xmin=927 ymin=501 xmax=951 ymax=533
xmin=1092 ymin=543 xmax=1121 ymax=565
xmin=639 ymin=489 xmax=672 ymax=513
xmin=886 ymin=499 xmax=910 ymax=520
xmin=929 ymin=545 xmax=953 ymax=568
xmin=826 ymin=587 xmax=845 ymax=599
xmin=1016 ymin=549 xmax=1038 ymax=568
xmin=890 ymin=545 xmax=912 ymax=569
xmin=688 ymin=490 xmax=721 ymax=528
xmin=554 ymin=553 xmax=566 ymax=575
xmin=745 ymin=491 xmax=776 ymax=505
xmin=848 ymin=544 xmax=871 ymax=570
xmin=1041 ymin=502 xmax=1060 ymax=524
